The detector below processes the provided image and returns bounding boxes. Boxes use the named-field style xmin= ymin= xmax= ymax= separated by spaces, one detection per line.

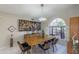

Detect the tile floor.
xmin=31 ymin=44 xmax=67 ymax=54
xmin=0 ymin=43 xmax=67 ymax=54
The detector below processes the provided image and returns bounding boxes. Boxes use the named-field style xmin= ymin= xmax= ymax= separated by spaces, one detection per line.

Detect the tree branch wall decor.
xmin=18 ymin=19 xmax=41 ymax=31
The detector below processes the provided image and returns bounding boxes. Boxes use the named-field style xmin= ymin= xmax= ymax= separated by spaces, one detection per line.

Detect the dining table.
xmin=24 ymin=33 xmax=56 ymax=53
xmin=24 ymin=33 xmax=55 ymax=47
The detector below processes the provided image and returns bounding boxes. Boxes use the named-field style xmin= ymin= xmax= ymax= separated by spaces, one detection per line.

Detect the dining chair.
xmin=48 ymin=40 xmax=51 ymax=43
xmin=47 ymin=40 xmax=52 ymax=46
xmin=38 ymin=41 xmax=50 ymax=54
xmin=17 ymin=41 xmax=31 ymax=54
xmin=51 ymin=38 xmax=58 ymax=52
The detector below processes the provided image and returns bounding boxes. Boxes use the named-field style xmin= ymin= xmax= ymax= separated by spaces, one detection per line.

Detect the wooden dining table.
xmin=24 ymin=34 xmax=55 ymax=47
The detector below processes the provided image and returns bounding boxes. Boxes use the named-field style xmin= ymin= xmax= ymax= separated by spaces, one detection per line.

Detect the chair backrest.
xmin=54 ymin=38 xmax=58 ymax=44
xmin=38 ymin=40 xmax=50 ymax=50
xmin=38 ymin=43 xmax=50 ymax=50
xmin=44 ymin=41 xmax=49 ymax=44
xmin=48 ymin=40 xmax=51 ymax=43
xmin=51 ymin=38 xmax=56 ymax=42
xmin=17 ymin=41 xmax=24 ymax=51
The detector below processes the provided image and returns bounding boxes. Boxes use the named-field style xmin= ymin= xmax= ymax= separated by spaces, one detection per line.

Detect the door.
xmin=67 ymin=17 xmax=79 ymax=54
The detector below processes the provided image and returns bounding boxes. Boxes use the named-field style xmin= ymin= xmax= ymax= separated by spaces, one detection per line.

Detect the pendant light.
xmin=39 ymin=4 xmax=47 ymax=21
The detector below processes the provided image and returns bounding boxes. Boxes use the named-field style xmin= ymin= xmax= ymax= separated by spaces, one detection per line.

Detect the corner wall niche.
xmin=18 ymin=19 xmax=41 ymax=31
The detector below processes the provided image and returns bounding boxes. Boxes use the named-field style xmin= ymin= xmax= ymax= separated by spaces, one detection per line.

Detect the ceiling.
xmin=0 ymin=4 xmax=78 ymax=18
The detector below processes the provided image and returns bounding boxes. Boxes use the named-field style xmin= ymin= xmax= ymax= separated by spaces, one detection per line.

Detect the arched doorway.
xmin=49 ymin=18 xmax=67 ymax=40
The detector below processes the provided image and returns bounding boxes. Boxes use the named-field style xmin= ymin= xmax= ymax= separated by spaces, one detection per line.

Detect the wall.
xmin=41 ymin=6 xmax=79 ymax=41
xmin=41 ymin=16 xmax=70 ymax=42
xmin=0 ymin=12 xmax=37 ymax=48
xmin=0 ymin=5 xmax=79 ymax=48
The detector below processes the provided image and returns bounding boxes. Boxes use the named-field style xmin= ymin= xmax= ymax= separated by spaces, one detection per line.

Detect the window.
xmin=49 ymin=18 xmax=66 ymax=39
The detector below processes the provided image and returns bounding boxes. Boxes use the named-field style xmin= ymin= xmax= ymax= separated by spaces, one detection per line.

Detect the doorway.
xmin=49 ymin=18 xmax=67 ymax=40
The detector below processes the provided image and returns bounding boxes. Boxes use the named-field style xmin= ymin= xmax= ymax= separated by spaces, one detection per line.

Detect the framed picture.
xmin=18 ymin=19 xmax=41 ymax=31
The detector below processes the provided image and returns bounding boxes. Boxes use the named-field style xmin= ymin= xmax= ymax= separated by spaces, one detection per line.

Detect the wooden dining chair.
xmin=38 ymin=41 xmax=50 ymax=54
xmin=17 ymin=41 xmax=31 ymax=54
xmin=48 ymin=40 xmax=51 ymax=43
xmin=51 ymin=38 xmax=58 ymax=52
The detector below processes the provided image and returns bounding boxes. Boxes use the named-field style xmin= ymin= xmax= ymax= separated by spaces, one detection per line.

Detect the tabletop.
xmin=24 ymin=34 xmax=55 ymax=47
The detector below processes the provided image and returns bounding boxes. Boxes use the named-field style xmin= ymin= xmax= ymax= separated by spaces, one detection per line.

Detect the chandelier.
xmin=39 ymin=4 xmax=47 ymax=21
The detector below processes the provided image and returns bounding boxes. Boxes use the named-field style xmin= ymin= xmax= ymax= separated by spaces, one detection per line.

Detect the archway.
xmin=49 ymin=18 xmax=67 ymax=40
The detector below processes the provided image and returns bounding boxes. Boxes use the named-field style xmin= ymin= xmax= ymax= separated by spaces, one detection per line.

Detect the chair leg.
xmin=55 ymin=45 xmax=57 ymax=51
xmin=44 ymin=51 xmax=46 ymax=54
xmin=47 ymin=49 xmax=49 ymax=54
xmin=21 ymin=52 xmax=23 ymax=54
xmin=43 ymin=50 xmax=50 ymax=54
xmin=27 ymin=50 xmax=31 ymax=54
xmin=52 ymin=45 xmax=54 ymax=53
xmin=21 ymin=50 xmax=31 ymax=54
xmin=21 ymin=51 xmax=25 ymax=54
xmin=23 ymin=52 xmax=25 ymax=54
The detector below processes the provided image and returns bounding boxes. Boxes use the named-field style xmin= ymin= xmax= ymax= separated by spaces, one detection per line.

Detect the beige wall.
xmin=0 ymin=12 xmax=37 ymax=48
xmin=41 ymin=5 xmax=79 ymax=42
xmin=42 ymin=17 xmax=69 ymax=40
xmin=41 ymin=6 xmax=79 ymax=41
xmin=0 ymin=6 xmax=79 ymax=48
xmin=41 ymin=16 xmax=70 ymax=41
